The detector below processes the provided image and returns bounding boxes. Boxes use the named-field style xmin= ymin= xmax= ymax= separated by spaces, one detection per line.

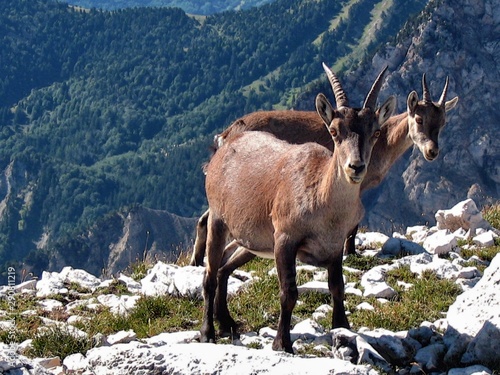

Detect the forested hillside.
xmin=66 ymin=0 xmax=273 ymax=14
xmin=0 ymin=0 xmax=430 ymax=274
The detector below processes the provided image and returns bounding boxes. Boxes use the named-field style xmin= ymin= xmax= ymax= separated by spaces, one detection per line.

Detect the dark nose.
xmin=427 ymin=148 xmax=438 ymax=159
xmin=349 ymin=163 xmax=365 ymax=175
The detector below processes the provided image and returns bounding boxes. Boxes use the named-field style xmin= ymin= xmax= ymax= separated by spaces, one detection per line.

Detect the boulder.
xmin=446 ymin=254 xmax=500 ymax=336
xmin=435 ymin=199 xmax=491 ymax=235
xmin=380 ymin=237 xmax=427 ymax=257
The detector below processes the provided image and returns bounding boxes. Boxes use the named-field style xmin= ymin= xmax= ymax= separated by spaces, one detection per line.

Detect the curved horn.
xmin=322 ymin=62 xmax=349 ymax=109
xmin=422 ymin=73 xmax=432 ymax=104
xmin=437 ymin=76 xmax=449 ymax=107
xmin=363 ymin=65 xmax=388 ymax=109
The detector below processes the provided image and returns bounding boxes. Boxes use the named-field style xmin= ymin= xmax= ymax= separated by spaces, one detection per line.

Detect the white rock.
xmin=67 ymin=315 xmax=89 ymax=325
xmin=63 ymin=352 xmax=89 ymax=372
xmin=356 ymin=302 xmax=375 ymax=311
xmin=423 ymin=229 xmax=458 ymax=254
xmin=38 ymin=299 xmax=63 ymax=312
xmin=36 ymin=271 xmax=66 ymax=298
xmin=380 ymin=237 xmax=426 ymax=256
xmin=361 ymin=264 xmax=395 ymax=283
xmin=59 ymin=266 xmax=101 ymax=291
xmin=33 ymin=356 xmax=61 ymax=369
xmin=145 ymin=331 xmax=200 ymax=346
xmin=448 ymin=364 xmax=494 ymax=375
xmin=356 ymin=232 xmax=390 ymax=249
xmin=461 ymin=316 xmax=500 ymax=369
xmin=312 ymin=304 xmax=333 ymax=321
xmin=408 ymin=253 xmax=461 ymax=279
xmin=83 ymin=341 xmax=377 ymax=375
xmin=446 ymin=253 xmax=500 ymax=337
xmin=106 ymin=329 xmax=137 ymax=345
xmin=140 ymin=262 xmax=252 ymax=298
xmin=290 ymin=318 xmax=324 ymax=341
xmin=345 ymin=284 xmax=363 ymax=296
xmin=362 ymin=281 xmax=397 ymax=299
xmin=472 ymin=231 xmax=495 ymax=247
xmin=13 ymin=279 xmax=37 ymax=293
xmin=117 ymin=273 xmax=142 ymax=293
xmin=435 ymin=199 xmax=491 ymax=235
xmin=406 ymin=225 xmax=429 ymax=237
xmin=452 ymin=266 xmax=481 ymax=280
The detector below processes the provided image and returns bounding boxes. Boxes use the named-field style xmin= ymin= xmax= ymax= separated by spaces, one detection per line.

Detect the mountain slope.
xmin=3 ymin=0 xmax=497 ymax=275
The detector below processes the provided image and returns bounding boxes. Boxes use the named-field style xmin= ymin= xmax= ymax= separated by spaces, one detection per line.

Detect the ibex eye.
xmin=331 ymin=128 xmax=338 ymax=137
xmin=374 ymin=130 xmax=381 ymax=138
xmin=416 ymin=117 xmax=423 ymax=125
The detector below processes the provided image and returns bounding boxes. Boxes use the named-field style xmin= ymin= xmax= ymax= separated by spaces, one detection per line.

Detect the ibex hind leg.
xmin=200 ymin=215 xmax=227 ymax=344
xmin=190 ymin=209 xmax=210 ymax=266
xmin=215 ymin=243 xmax=256 ymax=339
xmin=343 ymin=224 xmax=358 ymax=256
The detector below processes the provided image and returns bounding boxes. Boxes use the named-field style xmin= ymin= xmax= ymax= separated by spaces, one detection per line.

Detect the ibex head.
xmin=407 ymin=74 xmax=459 ymax=161
xmin=316 ymin=63 xmax=396 ymax=184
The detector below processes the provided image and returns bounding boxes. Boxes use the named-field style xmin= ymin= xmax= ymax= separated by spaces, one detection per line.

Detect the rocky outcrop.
xmin=341 ymin=0 xmax=500 ymax=232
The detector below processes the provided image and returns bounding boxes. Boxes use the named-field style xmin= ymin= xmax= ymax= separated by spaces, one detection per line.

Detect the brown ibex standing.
xmin=199 ymin=64 xmax=396 ymax=353
xmin=190 ymin=72 xmax=458 ymax=266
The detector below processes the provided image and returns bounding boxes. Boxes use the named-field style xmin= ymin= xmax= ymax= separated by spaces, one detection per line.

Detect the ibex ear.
xmin=445 ymin=96 xmax=459 ymax=112
xmin=316 ymin=93 xmax=336 ymax=126
xmin=407 ymin=91 xmax=419 ymax=114
xmin=378 ymin=95 xmax=397 ymax=125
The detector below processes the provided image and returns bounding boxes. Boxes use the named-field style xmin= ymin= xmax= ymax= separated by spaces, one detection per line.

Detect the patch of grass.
xmin=81 ymin=295 xmax=203 ymax=339
xmin=349 ymin=270 xmax=462 ymax=331
xmin=386 ymin=265 xmax=417 ymax=285
xmin=343 ymin=254 xmax=386 ymax=271
xmin=95 ymin=279 xmax=130 ymax=296
xmin=27 ymin=326 xmax=93 ymax=359
xmin=483 ymin=202 xmax=500 ymax=230
xmin=128 ymin=259 xmax=151 ymax=282
xmin=461 ymin=245 xmax=500 ymax=263
xmin=229 ymin=274 xmax=281 ymax=333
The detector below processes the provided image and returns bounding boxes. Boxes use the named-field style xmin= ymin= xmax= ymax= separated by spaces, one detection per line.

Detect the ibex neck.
xmin=361 ymin=112 xmax=412 ymax=191
xmin=319 ymin=154 xmax=362 ymax=209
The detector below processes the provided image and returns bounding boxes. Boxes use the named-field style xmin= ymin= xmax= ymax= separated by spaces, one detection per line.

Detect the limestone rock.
xmin=435 ymin=199 xmax=491 ymax=235
xmin=446 ymin=254 xmax=500 ymax=337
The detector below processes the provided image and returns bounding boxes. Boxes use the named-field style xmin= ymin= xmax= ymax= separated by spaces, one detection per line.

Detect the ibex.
xmin=200 ymin=64 xmax=396 ymax=353
xmin=190 ymin=72 xmax=459 ymax=265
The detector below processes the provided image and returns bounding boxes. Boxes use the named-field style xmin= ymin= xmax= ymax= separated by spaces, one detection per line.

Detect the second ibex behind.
xmin=199 ymin=64 xmax=396 ymax=353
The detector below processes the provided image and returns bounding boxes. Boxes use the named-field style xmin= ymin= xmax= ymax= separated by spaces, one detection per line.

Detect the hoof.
xmin=272 ymin=339 xmax=293 ymax=354
xmin=199 ymin=334 xmax=216 ymax=344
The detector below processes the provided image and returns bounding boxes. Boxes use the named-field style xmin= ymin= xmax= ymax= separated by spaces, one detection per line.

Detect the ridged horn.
xmin=422 ymin=73 xmax=432 ymax=104
xmin=322 ymin=62 xmax=349 ymax=109
xmin=438 ymin=76 xmax=449 ymax=107
xmin=363 ymin=65 xmax=388 ymax=110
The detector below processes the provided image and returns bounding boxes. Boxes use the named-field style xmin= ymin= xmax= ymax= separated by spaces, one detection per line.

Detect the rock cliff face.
xmin=341 ymin=0 xmax=499 ymax=232
xmin=49 ymin=206 xmax=197 ymax=277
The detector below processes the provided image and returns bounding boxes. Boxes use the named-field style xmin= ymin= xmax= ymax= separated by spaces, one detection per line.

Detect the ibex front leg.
xmin=273 ymin=234 xmax=298 ymax=353
xmin=328 ymin=257 xmax=350 ymax=329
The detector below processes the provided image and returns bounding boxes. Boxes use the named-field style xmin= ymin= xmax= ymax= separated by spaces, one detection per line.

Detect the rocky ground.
xmin=0 ymin=199 xmax=499 ymax=374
